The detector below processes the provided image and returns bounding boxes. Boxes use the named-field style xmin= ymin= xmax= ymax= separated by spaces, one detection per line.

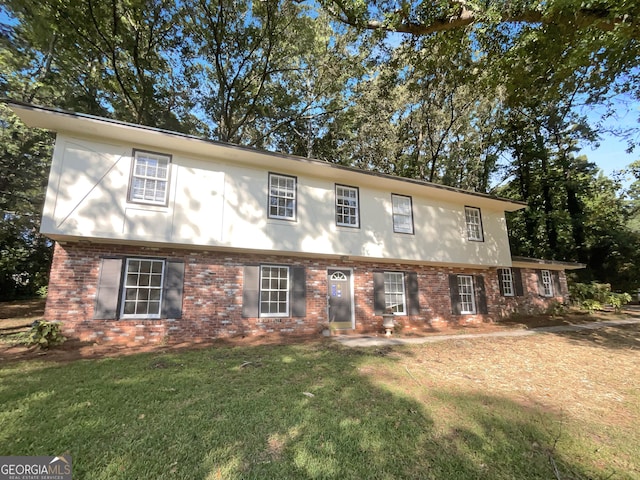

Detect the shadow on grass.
xmin=552 ymin=323 xmax=640 ymax=351
xmin=0 ymin=342 xmax=607 ymax=479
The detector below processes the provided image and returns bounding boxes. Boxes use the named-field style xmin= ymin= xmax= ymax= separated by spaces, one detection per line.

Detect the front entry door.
xmin=327 ymin=269 xmax=354 ymax=329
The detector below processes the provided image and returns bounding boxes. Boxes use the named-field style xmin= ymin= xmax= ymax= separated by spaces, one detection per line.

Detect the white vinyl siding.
xmin=129 ymin=151 xmax=170 ymax=205
xmin=392 ymin=194 xmax=414 ymax=234
xmin=458 ymin=275 xmax=476 ymax=314
xmin=541 ymin=270 xmax=553 ymax=297
xmin=501 ymin=268 xmax=514 ymax=296
xmin=268 ymin=173 xmax=296 ymax=220
xmin=121 ymin=258 xmax=164 ymax=318
xmin=260 ymin=265 xmax=290 ymax=316
xmin=465 ymin=206 xmax=484 ymax=241
xmin=384 ymin=272 xmax=406 ymax=315
xmin=335 ymin=185 xmax=359 ymax=227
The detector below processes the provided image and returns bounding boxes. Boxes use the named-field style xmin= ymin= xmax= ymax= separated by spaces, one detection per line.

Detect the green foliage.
xmin=36 ymin=285 xmax=47 ymax=298
xmin=545 ymin=301 xmax=567 ymax=316
xmin=569 ymin=282 xmax=632 ymax=312
xmin=1 ymin=0 xmax=640 ymax=296
xmin=27 ymin=320 xmax=65 ymax=348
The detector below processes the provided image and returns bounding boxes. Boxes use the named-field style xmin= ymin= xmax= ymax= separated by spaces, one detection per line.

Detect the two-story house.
xmin=7 ymin=101 xmax=581 ymax=345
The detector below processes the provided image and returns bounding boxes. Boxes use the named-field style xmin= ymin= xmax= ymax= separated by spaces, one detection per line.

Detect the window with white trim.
xmin=392 ymin=194 xmax=414 ymax=234
xmin=336 ymin=185 xmax=359 ymax=227
xmin=129 ymin=150 xmax=171 ymax=205
xmin=384 ymin=272 xmax=406 ymax=315
xmin=458 ymin=275 xmax=476 ymax=314
xmin=121 ymin=258 xmax=164 ymax=318
xmin=501 ymin=268 xmax=514 ymax=296
xmin=465 ymin=206 xmax=484 ymax=241
xmin=260 ymin=265 xmax=290 ymax=316
xmin=268 ymin=173 xmax=296 ymax=220
xmin=541 ymin=270 xmax=553 ymax=297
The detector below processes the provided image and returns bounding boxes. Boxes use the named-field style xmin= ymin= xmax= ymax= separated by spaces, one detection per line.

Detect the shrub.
xmin=569 ymin=282 xmax=631 ymax=313
xmin=28 ymin=320 xmax=66 ymax=348
xmin=36 ymin=285 xmax=48 ymax=298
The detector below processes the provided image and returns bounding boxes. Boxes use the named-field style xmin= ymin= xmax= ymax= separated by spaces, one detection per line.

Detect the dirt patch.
xmin=0 ymin=298 xmax=46 ymax=320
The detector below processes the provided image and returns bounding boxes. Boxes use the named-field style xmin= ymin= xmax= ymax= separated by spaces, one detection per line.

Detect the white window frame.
xmin=392 ymin=194 xmax=414 ymax=234
xmin=458 ymin=275 xmax=476 ymax=314
xmin=465 ymin=206 xmax=484 ymax=242
xmin=541 ymin=270 xmax=553 ymax=297
xmin=268 ymin=173 xmax=296 ymax=220
xmin=128 ymin=150 xmax=171 ymax=206
xmin=259 ymin=265 xmax=290 ymax=317
xmin=384 ymin=271 xmax=406 ymax=315
xmin=501 ymin=268 xmax=515 ymax=297
xmin=335 ymin=184 xmax=360 ymax=228
xmin=120 ymin=258 xmax=165 ymax=319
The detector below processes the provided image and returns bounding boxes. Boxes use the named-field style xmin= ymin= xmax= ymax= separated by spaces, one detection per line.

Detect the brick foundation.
xmin=45 ymin=242 xmax=568 ymax=345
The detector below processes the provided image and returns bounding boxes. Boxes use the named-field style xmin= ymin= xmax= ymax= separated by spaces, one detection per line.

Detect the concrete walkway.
xmin=334 ymin=317 xmax=640 ymax=348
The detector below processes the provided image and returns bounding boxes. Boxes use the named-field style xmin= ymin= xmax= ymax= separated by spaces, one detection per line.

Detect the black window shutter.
xmin=552 ymin=271 xmax=561 ymax=296
xmin=406 ymin=272 xmax=420 ymax=315
xmin=449 ymin=274 xmax=461 ymax=315
xmin=242 ymin=266 xmax=260 ymax=318
xmin=162 ymin=260 xmax=185 ymax=318
xmin=290 ymin=267 xmax=306 ymax=317
xmin=94 ymin=258 xmax=123 ymax=319
xmin=373 ymin=271 xmax=386 ymax=315
xmin=497 ymin=269 xmax=506 ymax=296
xmin=475 ymin=275 xmax=488 ymax=314
xmin=537 ymin=270 xmax=545 ymax=296
xmin=513 ymin=268 xmax=524 ymax=297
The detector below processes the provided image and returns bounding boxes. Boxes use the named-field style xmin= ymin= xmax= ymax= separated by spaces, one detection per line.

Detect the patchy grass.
xmin=1 ymin=324 xmax=638 ymax=479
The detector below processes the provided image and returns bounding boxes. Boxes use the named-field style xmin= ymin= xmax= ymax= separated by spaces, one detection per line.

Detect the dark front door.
xmin=327 ymin=269 xmax=353 ymax=329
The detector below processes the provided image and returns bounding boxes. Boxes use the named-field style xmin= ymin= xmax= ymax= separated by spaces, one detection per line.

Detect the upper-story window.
xmin=541 ymin=270 xmax=553 ymax=297
xmin=392 ymin=194 xmax=414 ymax=234
xmin=268 ymin=173 xmax=296 ymax=220
xmin=465 ymin=206 xmax=484 ymax=242
xmin=336 ymin=184 xmax=360 ymax=228
xmin=128 ymin=150 xmax=171 ymax=206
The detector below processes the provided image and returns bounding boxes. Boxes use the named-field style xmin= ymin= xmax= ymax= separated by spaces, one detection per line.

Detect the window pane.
xmin=336 ymin=185 xmax=359 ymax=227
xmin=268 ymin=174 xmax=296 ymax=219
xmin=129 ymin=152 xmax=170 ymax=204
xmin=121 ymin=259 xmax=164 ymax=318
xmin=259 ymin=265 xmax=289 ymax=317
xmin=457 ymin=275 xmax=476 ymax=314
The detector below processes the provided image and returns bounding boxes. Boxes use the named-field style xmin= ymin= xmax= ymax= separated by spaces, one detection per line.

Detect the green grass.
xmin=0 ymin=337 xmax=637 ymax=479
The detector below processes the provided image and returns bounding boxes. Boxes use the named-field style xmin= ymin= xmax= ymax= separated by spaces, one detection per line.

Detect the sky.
xmin=579 ymin=103 xmax=639 ymax=184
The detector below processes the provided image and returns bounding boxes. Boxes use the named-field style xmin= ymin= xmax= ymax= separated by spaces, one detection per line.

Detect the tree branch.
xmin=328 ymin=2 xmax=629 ymax=36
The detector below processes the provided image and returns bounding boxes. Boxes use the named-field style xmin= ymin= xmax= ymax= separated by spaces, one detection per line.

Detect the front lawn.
xmin=1 ymin=325 xmax=638 ymax=479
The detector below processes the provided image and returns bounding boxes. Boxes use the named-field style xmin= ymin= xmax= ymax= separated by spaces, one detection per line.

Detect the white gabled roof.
xmin=6 ymin=100 xmax=526 ymax=212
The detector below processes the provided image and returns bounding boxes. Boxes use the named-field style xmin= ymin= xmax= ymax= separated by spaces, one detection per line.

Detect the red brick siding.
xmin=45 ymin=242 xmax=568 ymax=345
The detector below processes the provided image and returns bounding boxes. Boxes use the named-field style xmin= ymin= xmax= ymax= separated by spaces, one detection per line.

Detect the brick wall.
xmin=45 ymin=242 xmax=568 ymax=345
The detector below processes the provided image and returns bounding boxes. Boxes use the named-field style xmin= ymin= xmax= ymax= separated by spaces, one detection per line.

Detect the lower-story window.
xmin=541 ymin=269 xmax=553 ymax=297
xmin=384 ymin=272 xmax=406 ymax=314
xmin=94 ymin=257 xmax=184 ymax=320
xmin=121 ymin=258 xmax=165 ymax=318
xmin=457 ymin=275 xmax=476 ymax=314
xmin=260 ymin=265 xmax=290 ymax=316
xmin=449 ymin=273 xmax=487 ymax=315
xmin=242 ymin=265 xmax=306 ymax=318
